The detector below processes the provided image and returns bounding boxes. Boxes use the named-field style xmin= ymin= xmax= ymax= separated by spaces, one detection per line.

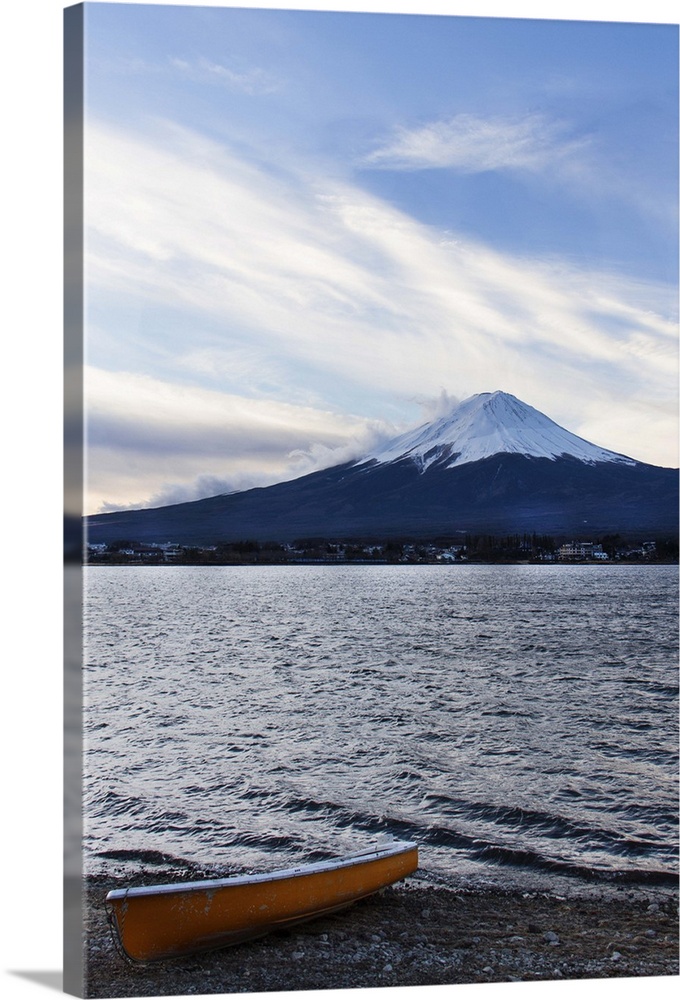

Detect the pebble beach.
xmin=82 ymin=873 xmax=678 ymax=998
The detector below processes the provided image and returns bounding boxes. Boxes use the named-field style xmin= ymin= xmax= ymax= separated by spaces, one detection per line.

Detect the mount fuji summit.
xmin=361 ymin=391 xmax=638 ymax=471
xmin=85 ymin=391 xmax=678 ymax=545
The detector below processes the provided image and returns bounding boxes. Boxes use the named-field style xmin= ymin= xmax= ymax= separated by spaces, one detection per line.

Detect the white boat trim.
xmin=106 ymin=839 xmax=417 ymax=901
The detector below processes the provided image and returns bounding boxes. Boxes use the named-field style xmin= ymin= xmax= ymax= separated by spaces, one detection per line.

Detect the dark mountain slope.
xmin=85 ymin=452 xmax=678 ymax=545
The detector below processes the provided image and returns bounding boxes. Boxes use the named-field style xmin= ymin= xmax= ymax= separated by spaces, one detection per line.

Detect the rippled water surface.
xmin=83 ymin=564 xmax=678 ymax=890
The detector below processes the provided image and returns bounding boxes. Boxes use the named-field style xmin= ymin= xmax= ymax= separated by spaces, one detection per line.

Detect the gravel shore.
xmin=82 ymin=873 xmax=678 ymax=997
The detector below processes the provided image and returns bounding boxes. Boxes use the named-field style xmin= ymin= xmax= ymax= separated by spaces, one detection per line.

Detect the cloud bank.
xmin=85 ymin=367 xmax=395 ymax=512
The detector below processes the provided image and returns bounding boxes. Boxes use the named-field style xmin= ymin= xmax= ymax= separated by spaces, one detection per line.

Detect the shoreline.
xmin=83 ymin=873 xmax=678 ymax=997
xmin=83 ymin=557 xmax=679 ymax=567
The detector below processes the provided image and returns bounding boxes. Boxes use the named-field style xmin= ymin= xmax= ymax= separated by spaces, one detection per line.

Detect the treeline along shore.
xmin=84 ymin=532 xmax=679 ymax=566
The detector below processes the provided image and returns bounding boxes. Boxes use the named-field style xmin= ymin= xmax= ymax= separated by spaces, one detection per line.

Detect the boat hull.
xmin=106 ymin=841 xmax=418 ymax=962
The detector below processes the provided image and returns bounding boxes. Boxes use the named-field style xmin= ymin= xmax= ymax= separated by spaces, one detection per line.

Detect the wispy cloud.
xmin=169 ymin=56 xmax=280 ymax=95
xmin=362 ymin=110 xmax=676 ymax=230
xmin=363 ymin=113 xmax=590 ymax=174
xmin=414 ymin=389 xmax=463 ymax=422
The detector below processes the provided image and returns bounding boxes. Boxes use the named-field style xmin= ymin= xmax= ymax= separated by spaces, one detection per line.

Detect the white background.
xmin=1 ymin=2 xmax=677 ymax=999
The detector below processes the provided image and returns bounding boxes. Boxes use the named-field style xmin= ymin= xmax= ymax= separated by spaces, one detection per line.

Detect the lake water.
xmin=83 ymin=564 xmax=678 ymax=893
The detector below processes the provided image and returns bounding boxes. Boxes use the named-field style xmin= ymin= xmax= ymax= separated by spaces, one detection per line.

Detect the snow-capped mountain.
xmin=85 ymin=391 xmax=677 ymax=545
xmin=362 ymin=391 xmax=636 ymax=471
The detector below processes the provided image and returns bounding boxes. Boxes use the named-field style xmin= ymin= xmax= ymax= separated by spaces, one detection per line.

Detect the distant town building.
xmin=558 ymin=541 xmax=606 ymax=560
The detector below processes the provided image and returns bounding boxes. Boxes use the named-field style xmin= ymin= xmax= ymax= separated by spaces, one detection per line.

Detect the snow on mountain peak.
xmin=361 ymin=391 xmax=637 ymax=471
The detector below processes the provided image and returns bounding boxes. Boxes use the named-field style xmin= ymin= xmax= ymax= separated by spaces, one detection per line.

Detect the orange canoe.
xmin=105 ymin=839 xmax=418 ymax=962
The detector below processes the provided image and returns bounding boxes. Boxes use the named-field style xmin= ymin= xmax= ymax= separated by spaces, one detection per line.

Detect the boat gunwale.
xmin=105 ymin=840 xmax=418 ymax=902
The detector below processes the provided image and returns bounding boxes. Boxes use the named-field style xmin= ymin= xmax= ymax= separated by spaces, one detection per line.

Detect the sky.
xmin=80 ymin=0 xmax=679 ymax=513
